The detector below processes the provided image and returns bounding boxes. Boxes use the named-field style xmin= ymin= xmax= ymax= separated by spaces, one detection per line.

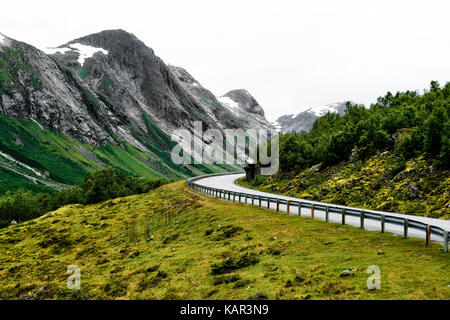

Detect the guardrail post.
xmin=267 ymin=198 xmax=270 ymax=209
xmin=360 ymin=211 xmax=364 ymax=229
xmin=228 ymin=192 xmax=231 ymax=201
xmin=287 ymin=200 xmax=290 ymax=214
xmin=276 ymin=199 xmax=280 ymax=212
xmin=245 ymin=195 xmax=248 ymax=204
xmin=381 ymin=215 xmax=385 ymax=233
xmin=325 ymin=206 xmax=329 ymax=222
xmin=299 ymin=202 xmax=302 ymax=216
xmin=311 ymin=204 xmax=315 ymax=219
xmin=233 ymin=193 xmax=235 ymax=202
xmin=252 ymin=195 xmax=254 ymax=205
xmin=259 ymin=196 xmax=261 ymax=207
xmin=425 ymin=225 xmax=431 ymax=246
xmin=444 ymin=231 xmax=448 ymax=253
xmin=238 ymin=194 xmax=241 ymax=203
xmin=342 ymin=208 xmax=346 ymax=225
xmin=404 ymin=219 xmax=408 ymax=239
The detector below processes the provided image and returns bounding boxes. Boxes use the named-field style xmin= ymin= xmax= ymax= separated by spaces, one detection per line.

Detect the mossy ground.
xmin=0 ymin=181 xmax=448 ymax=300
xmin=239 ymin=153 xmax=449 ymax=219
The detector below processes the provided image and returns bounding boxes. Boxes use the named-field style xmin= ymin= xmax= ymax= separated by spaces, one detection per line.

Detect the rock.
xmin=408 ymin=184 xmax=423 ymax=199
xmin=309 ymin=164 xmax=322 ymax=173
xmin=339 ymin=270 xmax=352 ymax=277
xmin=378 ymin=201 xmax=398 ymax=212
xmin=39 ymin=285 xmax=48 ymax=293
xmin=254 ymin=292 xmax=268 ymax=300
xmin=10 ymin=220 xmax=17 ymax=225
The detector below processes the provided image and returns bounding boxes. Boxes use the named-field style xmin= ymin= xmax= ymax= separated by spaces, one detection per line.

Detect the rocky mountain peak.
xmin=0 ymin=33 xmax=11 ymax=47
xmin=67 ymin=29 xmax=149 ymax=55
xmin=220 ymin=89 xmax=265 ymax=117
xmin=274 ymin=102 xmax=349 ymax=134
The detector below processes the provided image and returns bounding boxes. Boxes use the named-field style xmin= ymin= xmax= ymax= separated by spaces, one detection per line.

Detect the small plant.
xmin=211 ymin=252 xmax=260 ymax=275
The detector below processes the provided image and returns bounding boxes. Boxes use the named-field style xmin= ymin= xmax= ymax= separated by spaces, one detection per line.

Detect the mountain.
xmin=274 ymin=102 xmax=348 ymax=134
xmin=0 ymin=30 xmax=272 ymax=193
xmin=218 ymin=89 xmax=274 ymax=130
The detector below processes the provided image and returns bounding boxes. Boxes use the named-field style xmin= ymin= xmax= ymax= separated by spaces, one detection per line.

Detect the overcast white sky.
xmin=1 ymin=0 xmax=449 ymax=121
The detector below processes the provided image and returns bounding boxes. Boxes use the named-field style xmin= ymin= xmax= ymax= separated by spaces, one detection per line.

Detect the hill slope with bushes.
xmin=251 ymin=82 xmax=449 ymax=219
xmin=0 ymin=181 xmax=449 ymax=300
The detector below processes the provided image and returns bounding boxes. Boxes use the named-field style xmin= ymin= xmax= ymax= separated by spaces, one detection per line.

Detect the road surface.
xmin=194 ymin=173 xmax=450 ymax=243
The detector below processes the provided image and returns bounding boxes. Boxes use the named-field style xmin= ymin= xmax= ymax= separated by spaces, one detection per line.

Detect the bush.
xmin=0 ymin=168 xmax=169 ymax=227
xmin=274 ymin=81 xmax=450 ymax=175
xmin=211 ymin=252 xmax=260 ymax=275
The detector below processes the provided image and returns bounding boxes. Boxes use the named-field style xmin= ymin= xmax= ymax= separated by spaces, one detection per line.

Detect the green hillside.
xmin=0 ymin=181 xmax=448 ymax=300
xmin=248 ymin=82 xmax=449 ymax=219
xmin=0 ymin=114 xmax=225 ymax=194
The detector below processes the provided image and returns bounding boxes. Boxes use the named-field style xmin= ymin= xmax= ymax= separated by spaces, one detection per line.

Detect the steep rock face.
xmin=274 ymin=102 xmax=348 ymax=134
xmin=0 ymin=30 xmax=273 ymax=190
xmin=45 ymin=30 xmax=246 ymax=140
xmin=167 ymin=65 xmax=243 ymax=130
xmin=0 ymin=34 xmax=114 ymax=146
xmin=218 ymin=89 xmax=273 ymax=130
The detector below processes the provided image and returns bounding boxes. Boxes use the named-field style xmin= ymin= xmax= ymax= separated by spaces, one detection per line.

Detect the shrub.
xmin=0 ymin=168 xmax=169 ymax=227
xmin=211 ymin=252 xmax=260 ymax=275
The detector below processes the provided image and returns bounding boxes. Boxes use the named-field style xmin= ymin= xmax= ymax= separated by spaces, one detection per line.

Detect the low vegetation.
xmin=276 ymin=81 xmax=449 ymax=174
xmin=0 ymin=181 xmax=448 ymax=299
xmin=239 ymin=152 xmax=449 ymax=219
xmin=0 ymin=168 xmax=168 ymax=228
xmin=247 ymin=82 xmax=449 ymax=219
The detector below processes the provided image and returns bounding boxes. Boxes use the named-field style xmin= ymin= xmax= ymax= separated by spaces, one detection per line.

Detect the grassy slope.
xmin=0 ymin=181 xmax=448 ymax=300
xmin=0 ymin=115 xmax=185 ymax=194
xmin=0 ymin=113 xmax=239 ymax=194
xmin=0 ymin=167 xmax=56 ymax=194
xmin=239 ymin=153 xmax=450 ymax=220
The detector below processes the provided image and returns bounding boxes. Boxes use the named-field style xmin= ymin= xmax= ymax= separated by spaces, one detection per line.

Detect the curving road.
xmin=194 ymin=173 xmax=450 ymax=242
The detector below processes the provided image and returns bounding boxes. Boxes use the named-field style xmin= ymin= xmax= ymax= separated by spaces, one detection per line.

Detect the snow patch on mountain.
xmin=43 ymin=43 xmax=108 ymax=66
xmin=306 ymin=102 xmax=347 ymax=117
xmin=218 ymin=96 xmax=240 ymax=116
xmin=68 ymin=43 xmax=108 ymax=66
xmin=275 ymin=102 xmax=348 ymax=134
xmin=43 ymin=47 xmax=72 ymax=55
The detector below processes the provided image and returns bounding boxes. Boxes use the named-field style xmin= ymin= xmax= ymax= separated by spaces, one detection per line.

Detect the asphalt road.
xmin=194 ymin=173 xmax=450 ymax=243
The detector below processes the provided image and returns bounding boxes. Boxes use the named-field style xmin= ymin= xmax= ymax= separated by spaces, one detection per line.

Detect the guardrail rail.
xmin=187 ymin=172 xmax=449 ymax=253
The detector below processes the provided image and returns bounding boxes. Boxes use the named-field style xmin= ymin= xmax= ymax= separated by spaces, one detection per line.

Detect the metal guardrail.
xmin=188 ymin=172 xmax=449 ymax=253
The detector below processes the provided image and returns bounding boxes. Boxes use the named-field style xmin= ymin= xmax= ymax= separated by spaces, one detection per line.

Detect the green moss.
xmin=78 ymin=70 xmax=88 ymax=80
xmin=100 ymin=76 xmax=117 ymax=89
xmin=0 ymin=181 xmax=448 ymax=300
xmin=26 ymin=76 xmax=43 ymax=91
xmin=238 ymin=153 xmax=449 ymax=219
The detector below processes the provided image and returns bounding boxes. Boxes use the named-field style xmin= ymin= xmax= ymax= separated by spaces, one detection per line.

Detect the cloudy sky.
xmin=1 ymin=0 xmax=449 ymax=121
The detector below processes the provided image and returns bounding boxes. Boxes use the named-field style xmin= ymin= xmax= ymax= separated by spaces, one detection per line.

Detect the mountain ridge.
xmin=0 ymin=29 xmax=273 ymax=193
xmin=274 ymin=102 xmax=348 ymax=134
